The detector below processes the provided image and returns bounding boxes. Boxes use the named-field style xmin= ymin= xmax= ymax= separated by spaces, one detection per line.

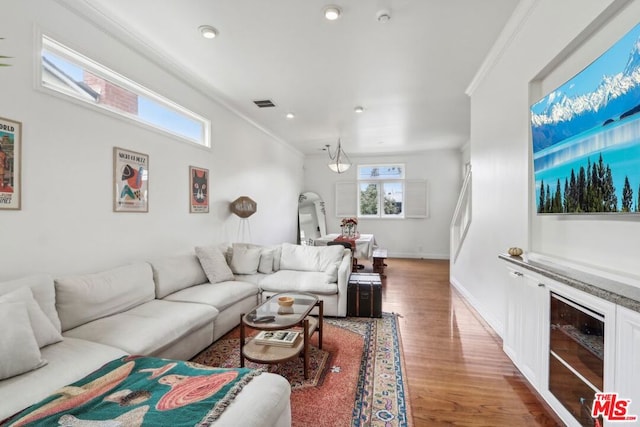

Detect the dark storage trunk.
xmin=347 ymin=273 xmax=382 ymax=318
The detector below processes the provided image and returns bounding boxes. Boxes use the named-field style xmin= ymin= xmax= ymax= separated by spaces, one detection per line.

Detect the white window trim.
xmin=37 ymin=32 xmax=211 ymax=148
xmin=356 ymin=164 xmax=406 ymax=219
xmin=358 ymin=180 xmax=405 ymax=219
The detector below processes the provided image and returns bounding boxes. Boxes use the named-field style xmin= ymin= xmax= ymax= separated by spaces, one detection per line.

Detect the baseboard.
xmin=388 ymin=252 xmax=449 ymax=260
xmin=449 ymin=275 xmax=504 ymax=338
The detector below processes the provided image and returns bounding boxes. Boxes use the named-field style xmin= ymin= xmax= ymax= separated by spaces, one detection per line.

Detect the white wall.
xmin=303 ymin=149 xmax=461 ymax=259
xmin=0 ymin=0 xmax=303 ymax=280
xmin=450 ymin=0 xmax=636 ymax=336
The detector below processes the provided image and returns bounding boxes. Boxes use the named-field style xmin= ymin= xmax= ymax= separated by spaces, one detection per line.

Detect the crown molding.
xmin=465 ymin=0 xmax=538 ymax=97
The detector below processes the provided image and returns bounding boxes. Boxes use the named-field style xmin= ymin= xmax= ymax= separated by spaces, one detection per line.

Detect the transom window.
xmin=358 ymin=164 xmax=405 ymax=218
xmin=40 ymin=35 xmax=210 ymax=147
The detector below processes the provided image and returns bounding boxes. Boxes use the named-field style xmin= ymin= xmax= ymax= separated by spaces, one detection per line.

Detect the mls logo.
xmin=592 ymin=393 xmax=637 ymax=422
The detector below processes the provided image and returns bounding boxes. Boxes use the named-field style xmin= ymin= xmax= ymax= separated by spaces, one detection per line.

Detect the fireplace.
xmin=549 ymin=292 xmax=604 ymax=426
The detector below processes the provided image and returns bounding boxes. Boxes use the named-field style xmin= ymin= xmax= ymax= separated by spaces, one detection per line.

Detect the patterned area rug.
xmin=191 ymin=312 xmax=412 ymax=427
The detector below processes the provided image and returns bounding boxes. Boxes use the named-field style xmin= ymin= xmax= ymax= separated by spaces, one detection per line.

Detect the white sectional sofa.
xmin=225 ymin=242 xmax=352 ymax=318
xmin=0 ymin=242 xmax=351 ymax=425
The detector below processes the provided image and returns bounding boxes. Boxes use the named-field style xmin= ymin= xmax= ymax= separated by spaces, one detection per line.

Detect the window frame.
xmin=357 ymin=164 xmax=406 ymax=219
xmin=38 ymin=34 xmax=211 ymax=148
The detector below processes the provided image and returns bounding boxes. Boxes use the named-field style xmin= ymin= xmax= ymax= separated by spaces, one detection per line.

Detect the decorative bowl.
xmin=277 ymin=296 xmax=294 ymax=307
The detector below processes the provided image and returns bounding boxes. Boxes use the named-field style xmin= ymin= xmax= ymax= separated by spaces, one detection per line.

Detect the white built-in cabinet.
xmin=503 ymin=264 xmax=639 ymax=427
xmin=614 ymin=305 xmax=640 ymax=423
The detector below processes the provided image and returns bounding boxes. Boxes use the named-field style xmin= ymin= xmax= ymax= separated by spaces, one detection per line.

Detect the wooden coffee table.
xmin=240 ymin=292 xmax=323 ymax=379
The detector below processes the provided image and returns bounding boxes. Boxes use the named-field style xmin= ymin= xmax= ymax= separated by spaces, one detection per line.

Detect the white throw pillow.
xmin=280 ymin=243 xmax=344 ymax=272
xmin=0 ymin=275 xmax=61 ymax=333
xmin=258 ymin=249 xmax=275 ymax=274
xmin=0 ymin=287 xmax=63 ymax=348
xmin=195 ymin=245 xmax=235 ymax=283
xmin=230 ymin=245 xmax=262 ymax=275
xmin=0 ymin=301 xmax=47 ymax=380
xmin=272 ymin=245 xmax=282 ymax=271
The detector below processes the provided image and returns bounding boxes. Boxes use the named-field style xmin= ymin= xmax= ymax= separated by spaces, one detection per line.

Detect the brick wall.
xmin=84 ymin=72 xmax=138 ymax=114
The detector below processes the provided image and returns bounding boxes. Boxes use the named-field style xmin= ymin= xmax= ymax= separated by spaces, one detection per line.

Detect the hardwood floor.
xmin=373 ymin=258 xmax=564 ymax=426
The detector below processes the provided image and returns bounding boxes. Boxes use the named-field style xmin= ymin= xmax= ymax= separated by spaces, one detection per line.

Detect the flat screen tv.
xmin=530 ymin=22 xmax=640 ymax=214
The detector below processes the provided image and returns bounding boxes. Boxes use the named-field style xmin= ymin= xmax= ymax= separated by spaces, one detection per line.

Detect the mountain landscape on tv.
xmin=531 ymin=24 xmax=640 ymax=214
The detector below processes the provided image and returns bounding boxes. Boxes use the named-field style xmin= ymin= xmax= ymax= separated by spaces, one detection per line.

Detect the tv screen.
xmin=530 ymin=22 xmax=640 ymax=214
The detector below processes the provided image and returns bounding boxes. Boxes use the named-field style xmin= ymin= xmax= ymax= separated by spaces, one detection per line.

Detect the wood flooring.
xmin=372 ymin=258 xmax=564 ymax=427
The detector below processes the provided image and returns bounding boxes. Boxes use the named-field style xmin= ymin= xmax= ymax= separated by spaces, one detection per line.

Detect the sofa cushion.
xmin=258 ymin=248 xmax=275 ymax=274
xmin=55 ymin=263 xmax=155 ymax=332
xmin=0 ymin=287 xmax=62 ymax=348
xmin=259 ymin=270 xmax=338 ymax=295
xmin=232 ymin=273 xmax=263 ymax=286
xmin=163 ymin=280 xmax=259 ymax=312
xmin=279 ymin=243 xmax=344 ymax=273
xmin=62 ymin=299 xmax=218 ymax=356
xmin=272 ymin=245 xmax=282 ymax=271
xmin=196 ymin=245 xmax=235 ymax=284
xmin=230 ymin=245 xmax=262 ymax=275
xmin=0 ymin=302 xmax=47 ymax=380
xmin=233 ymin=243 xmax=283 ymax=272
xmin=0 ymin=274 xmax=61 ymax=333
xmin=0 ymin=337 xmax=126 ymax=421
xmin=149 ymin=253 xmax=208 ymax=298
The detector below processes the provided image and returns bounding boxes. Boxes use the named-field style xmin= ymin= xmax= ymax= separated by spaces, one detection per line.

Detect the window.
xmin=334 ymin=166 xmax=427 ymax=219
xmin=358 ymin=165 xmax=405 ymax=218
xmin=39 ymin=35 xmax=210 ymax=147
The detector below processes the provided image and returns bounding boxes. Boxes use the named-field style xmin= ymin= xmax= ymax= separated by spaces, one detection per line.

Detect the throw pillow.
xmin=0 ymin=301 xmax=47 ymax=380
xmin=258 ymin=249 xmax=275 ymax=274
xmin=195 ymin=246 xmax=235 ymax=284
xmin=0 ymin=287 xmax=63 ymax=348
xmin=230 ymin=245 xmax=262 ymax=275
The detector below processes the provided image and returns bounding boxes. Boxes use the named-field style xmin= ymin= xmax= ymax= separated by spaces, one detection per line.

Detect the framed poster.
xmin=189 ymin=166 xmax=209 ymax=213
xmin=113 ymin=147 xmax=148 ymax=212
xmin=0 ymin=116 xmax=21 ymax=210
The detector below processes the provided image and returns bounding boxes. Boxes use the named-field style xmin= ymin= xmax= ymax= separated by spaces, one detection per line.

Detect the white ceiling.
xmin=69 ymin=0 xmax=519 ymax=155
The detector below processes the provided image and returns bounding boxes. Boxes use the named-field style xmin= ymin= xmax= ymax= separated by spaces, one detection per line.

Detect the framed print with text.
xmin=113 ymin=147 xmax=148 ymax=212
xmin=189 ymin=166 xmax=209 ymax=213
xmin=0 ymin=116 xmax=21 ymax=210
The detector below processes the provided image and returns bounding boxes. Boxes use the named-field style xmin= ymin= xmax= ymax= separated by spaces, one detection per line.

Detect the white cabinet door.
xmin=504 ymin=268 xmax=522 ymax=363
xmin=614 ymin=305 xmax=640 ymax=424
xmin=505 ymin=267 xmax=546 ymax=388
xmin=518 ymin=272 xmax=546 ymax=386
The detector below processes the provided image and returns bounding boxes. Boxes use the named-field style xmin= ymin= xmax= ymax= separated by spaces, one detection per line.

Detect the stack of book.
xmin=254 ymin=330 xmax=300 ymax=347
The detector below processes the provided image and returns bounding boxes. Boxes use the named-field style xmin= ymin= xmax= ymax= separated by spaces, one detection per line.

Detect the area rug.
xmin=191 ymin=312 xmax=412 ymax=427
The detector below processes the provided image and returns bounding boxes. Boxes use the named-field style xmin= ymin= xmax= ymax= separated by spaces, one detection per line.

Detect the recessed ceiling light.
xmin=354 ymin=106 xmax=365 ymax=113
xmin=286 ymin=112 xmax=295 ymax=119
xmin=324 ymin=5 xmax=342 ymax=21
xmin=198 ymin=25 xmax=218 ymax=39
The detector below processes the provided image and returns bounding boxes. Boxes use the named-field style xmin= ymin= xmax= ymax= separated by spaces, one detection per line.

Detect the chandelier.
xmin=325 ymin=139 xmax=352 ymax=173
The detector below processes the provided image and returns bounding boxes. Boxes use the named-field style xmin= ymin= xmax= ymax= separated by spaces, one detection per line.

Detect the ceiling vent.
xmin=253 ymin=99 xmax=276 ymax=108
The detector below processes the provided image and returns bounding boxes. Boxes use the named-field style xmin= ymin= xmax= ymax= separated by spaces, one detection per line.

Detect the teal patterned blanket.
xmin=3 ymin=356 xmax=262 ymax=427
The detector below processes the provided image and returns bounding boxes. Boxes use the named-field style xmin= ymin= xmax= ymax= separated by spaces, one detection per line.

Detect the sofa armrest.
xmin=336 ymin=249 xmax=352 ymax=317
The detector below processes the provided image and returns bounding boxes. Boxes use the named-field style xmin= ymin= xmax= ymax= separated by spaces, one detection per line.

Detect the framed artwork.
xmin=0 ymin=116 xmax=21 ymax=210
xmin=113 ymin=147 xmax=148 ymax=212
xmin=189 ymin=166 xmax=209 ymax=213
